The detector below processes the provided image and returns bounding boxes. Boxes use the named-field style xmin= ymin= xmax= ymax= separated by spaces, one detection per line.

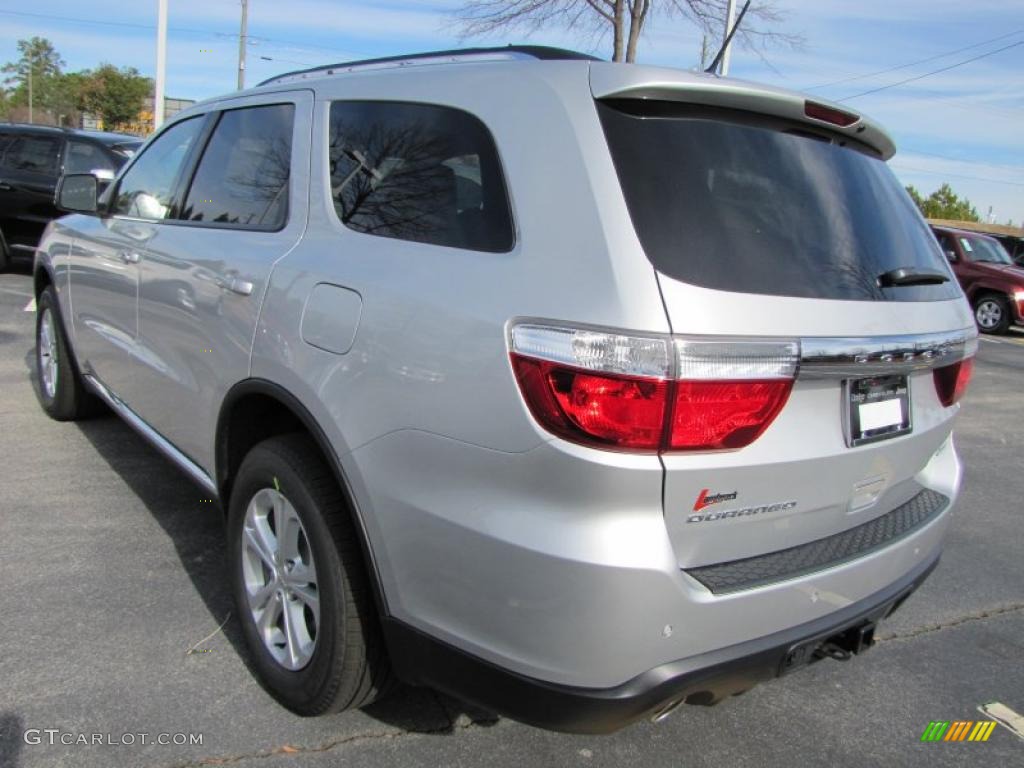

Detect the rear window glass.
xmin=598 ymin=101 xmax=959 ymax=302
xmin=328 ymin=101 xmax=514 ymax=253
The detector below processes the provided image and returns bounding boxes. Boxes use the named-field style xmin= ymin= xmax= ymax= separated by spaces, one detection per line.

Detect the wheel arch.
xmin=968 ymin=283 xmax=1011 ymax=304
xmin=216 ymin=378 xmax=390 ymax=617
xmin=33 ymin=259 xmax=55 ymax=298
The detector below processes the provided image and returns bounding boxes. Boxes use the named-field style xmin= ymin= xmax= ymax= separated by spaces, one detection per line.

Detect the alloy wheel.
xmin=38 ymin=308 xmax=58 ymax=400
xmin=241 ymin=488 xmax=320 ymax=671
xmin=975 ymin=299 xmax=1002 ymax=330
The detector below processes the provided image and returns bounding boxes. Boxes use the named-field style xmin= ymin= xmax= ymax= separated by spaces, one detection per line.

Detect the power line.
xmin=0 ymin=8 xmax=372 ymax=61
xmin=805 ymin=29 xmax=1024 ymax=90
xmin=839 ymin=41 xmax=1024 ymax=101
xmin=890 ymin=163 xmax=1024 ymax=188
xmin=901 ymin=148 xmax=1024 ymax=174
xmin=0 ymin=8 xmax=214 ymax=37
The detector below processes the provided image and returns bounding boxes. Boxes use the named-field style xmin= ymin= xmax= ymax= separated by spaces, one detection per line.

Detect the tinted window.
xmin=2 ymin=134 xmax=61 ymax=174
xmin=64 ymin=140 xmax=115 ymax=175
xmin=181 ymin=104 xmax=294 ymax=229
xmin=113 ymin=117 xmax=203 ymax=220
xmin=328 ymin=101 xmax=513 ymax=252
xmin=598 ymin=101 xmax=959 ymax=302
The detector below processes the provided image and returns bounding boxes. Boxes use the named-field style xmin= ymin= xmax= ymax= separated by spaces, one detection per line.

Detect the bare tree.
xmin=453 ymin=0 xmax=797 ymax=64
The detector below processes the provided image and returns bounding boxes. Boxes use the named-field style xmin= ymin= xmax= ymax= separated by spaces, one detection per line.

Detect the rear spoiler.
xmin=589 ymin=62 xmax=896 ymax=160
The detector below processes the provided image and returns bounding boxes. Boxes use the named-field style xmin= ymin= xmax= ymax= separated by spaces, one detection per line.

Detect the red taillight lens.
xmin=510 ymin=325 xmax=799 ymax=453
xmin=933 ymin=357 xmax=974 ymax=407
xmin=668 ymin=380 xmax=794 ymax=451
xmin=511 ymin=354 xmax=668 ymax=451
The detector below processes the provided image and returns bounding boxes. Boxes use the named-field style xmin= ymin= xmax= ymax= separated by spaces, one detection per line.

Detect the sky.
xmin=1 ymin=0 xmax=1022 ymax=224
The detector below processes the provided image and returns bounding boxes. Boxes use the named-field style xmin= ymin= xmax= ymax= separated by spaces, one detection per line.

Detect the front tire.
xmin=35 ymin=286 xmax=99 ymax=420
xmin=228 ymin=434 xmax=392 ymax=715
xmin=974 ymin=294 xmax=1011 ymax=335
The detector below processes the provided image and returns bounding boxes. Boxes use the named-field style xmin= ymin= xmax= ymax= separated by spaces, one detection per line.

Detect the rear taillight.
xmin=510 ymin=325 xmax=798 ymax=453
xmin=933 ymin=357 xmax=974 ymax=407
xmin=668 ymin=339 xmax=797 ymax=450
xmin=669 ymin=380 xmax=793 ymax=450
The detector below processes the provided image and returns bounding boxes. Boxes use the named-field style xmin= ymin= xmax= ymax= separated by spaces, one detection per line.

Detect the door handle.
xmin=0 ymin=181 xmax=12 ymax=191
xmin=217 ymin=276 xmax=254 ymax=296
xmin=120 ymin=251 xmax=141 ymax=264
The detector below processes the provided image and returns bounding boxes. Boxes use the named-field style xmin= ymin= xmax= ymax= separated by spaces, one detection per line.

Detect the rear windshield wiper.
xmin=877 ymin=267 xmax=950 ymax=287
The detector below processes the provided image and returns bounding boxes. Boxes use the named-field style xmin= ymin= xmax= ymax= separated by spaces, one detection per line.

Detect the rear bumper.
xmin=385 ymin=553 xmax=939 ymax=734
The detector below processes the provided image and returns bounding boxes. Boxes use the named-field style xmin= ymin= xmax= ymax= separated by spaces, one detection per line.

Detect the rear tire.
xmin=0 ymin=229 xmax=9 ymax=272
xmin=227 ymin=434 xmax=393 ymax=715
xmin=974 ymin=294 xmax=1011 ymax=335
xmin=34 ymin=286 xmax=101 ymax=420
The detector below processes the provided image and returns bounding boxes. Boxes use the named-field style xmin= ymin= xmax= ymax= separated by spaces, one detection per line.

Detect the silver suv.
xmin=34 ymin=47 xmax=977 ymax=733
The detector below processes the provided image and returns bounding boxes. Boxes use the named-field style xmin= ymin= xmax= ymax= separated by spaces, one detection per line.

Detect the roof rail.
xmin=258 ymin=45 xmax=600 ymax=87
xmin=0 ymin=122 xmax=72 ymax=132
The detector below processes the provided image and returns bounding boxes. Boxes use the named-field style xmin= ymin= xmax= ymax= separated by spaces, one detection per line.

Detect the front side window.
xmin=328 ymin=101 xmax=514 ymax=252
xmin=180 ymin=103 xmax=294 ymax=229
xmin=64 ymin=140 xmax=115 ymax=175
xmin=2 ymin=134 xmax=61 ymax=174
xmin=112 ymin=117 xmax=203 ymax=220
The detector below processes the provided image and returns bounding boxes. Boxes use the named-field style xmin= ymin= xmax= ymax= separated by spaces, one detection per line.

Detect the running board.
xmin=84 ymin=373 xmax=218 ymax=497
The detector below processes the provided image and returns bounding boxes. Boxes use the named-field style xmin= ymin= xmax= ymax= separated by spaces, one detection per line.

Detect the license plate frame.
xmin=844 ymin=374 xmax=912 ymax=447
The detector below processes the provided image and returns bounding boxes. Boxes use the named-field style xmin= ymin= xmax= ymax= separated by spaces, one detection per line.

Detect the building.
xmin=81 ymin=95 xmax=196 ymax=137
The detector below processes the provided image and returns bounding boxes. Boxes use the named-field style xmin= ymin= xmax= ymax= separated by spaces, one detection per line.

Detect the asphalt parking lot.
xmin=1 ymin=264 xmax=1022 ymax=768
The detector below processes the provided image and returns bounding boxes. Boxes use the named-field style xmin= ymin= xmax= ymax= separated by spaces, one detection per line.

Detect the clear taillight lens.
xmin=510 ymin=325 xmax=798 ymax=453
xmin=933 ymin=357 xmax=974 ymax=407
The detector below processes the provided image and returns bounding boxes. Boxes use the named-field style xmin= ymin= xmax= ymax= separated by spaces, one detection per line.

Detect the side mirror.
xmin=56 ymin=174 xmax=99 ymax=214
xmin=92 ymin=168 xmax=116 ymax=196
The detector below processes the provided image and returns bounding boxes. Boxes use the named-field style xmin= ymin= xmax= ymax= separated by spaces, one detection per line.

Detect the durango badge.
xmin=687 ymin=499 xmax=797 ymax=523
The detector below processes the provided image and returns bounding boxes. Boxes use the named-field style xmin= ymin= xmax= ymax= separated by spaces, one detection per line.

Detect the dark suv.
xmin=0 ymin=124 xmax=141 ymax=270
xmin=932 ymin=225 xmax=1024 ymax=334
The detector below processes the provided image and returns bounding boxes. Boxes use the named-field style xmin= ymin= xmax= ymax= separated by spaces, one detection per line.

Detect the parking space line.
xmin=23 ymin=298 xmax=36 ymax=312
xmin=978 ymin=701 xmax=1024 ymax=742
xmin=979 ymin=337 xmax=1002 ymax=344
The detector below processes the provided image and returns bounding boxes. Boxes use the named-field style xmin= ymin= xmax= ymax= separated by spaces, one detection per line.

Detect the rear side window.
xmin=2 ymin=134 xmax=61 ymax=175
xmin=328 ymin=101 xmax=514 ymax=252
xmin=64 ymin=140 xmax=115 ymax=175
xmin=598 ymin=101 xmax=959 ymax=302
xmin=181 ymin=103 xmax=294 ymax=230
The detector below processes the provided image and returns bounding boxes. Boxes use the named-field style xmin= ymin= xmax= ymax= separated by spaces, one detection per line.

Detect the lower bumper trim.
xmin=382 ymin=553 xmax=940 ymax=734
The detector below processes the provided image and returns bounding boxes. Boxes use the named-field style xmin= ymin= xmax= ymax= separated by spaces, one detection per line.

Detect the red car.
xmin=932 ymin=225 xmax=1024 ymax=334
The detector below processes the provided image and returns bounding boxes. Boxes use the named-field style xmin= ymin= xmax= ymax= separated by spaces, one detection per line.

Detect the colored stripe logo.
xmin=921 ymin=720 xmax=997 ymax=742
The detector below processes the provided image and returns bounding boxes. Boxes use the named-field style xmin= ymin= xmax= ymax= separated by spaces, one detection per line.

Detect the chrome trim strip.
xmin=799 ymin=329 xmax=977 ymax=379
xmin=84 ymin=373 xmax=218 ymax=496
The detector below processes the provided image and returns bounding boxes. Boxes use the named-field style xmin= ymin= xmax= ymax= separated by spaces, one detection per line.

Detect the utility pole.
xmin=720 ymin=0 xmax=737 ymax=76
xmin=27 ymin=62 xmax=33 ymax=124
xmin=237 ymin=0 xmax=249 ymax=90
xmin=155 ymin=0 xmax=168 ymax=130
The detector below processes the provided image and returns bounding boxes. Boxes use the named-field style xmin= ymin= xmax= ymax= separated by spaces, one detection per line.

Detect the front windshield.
xmin=961 ymin=236 xmax=1013 ymax=265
